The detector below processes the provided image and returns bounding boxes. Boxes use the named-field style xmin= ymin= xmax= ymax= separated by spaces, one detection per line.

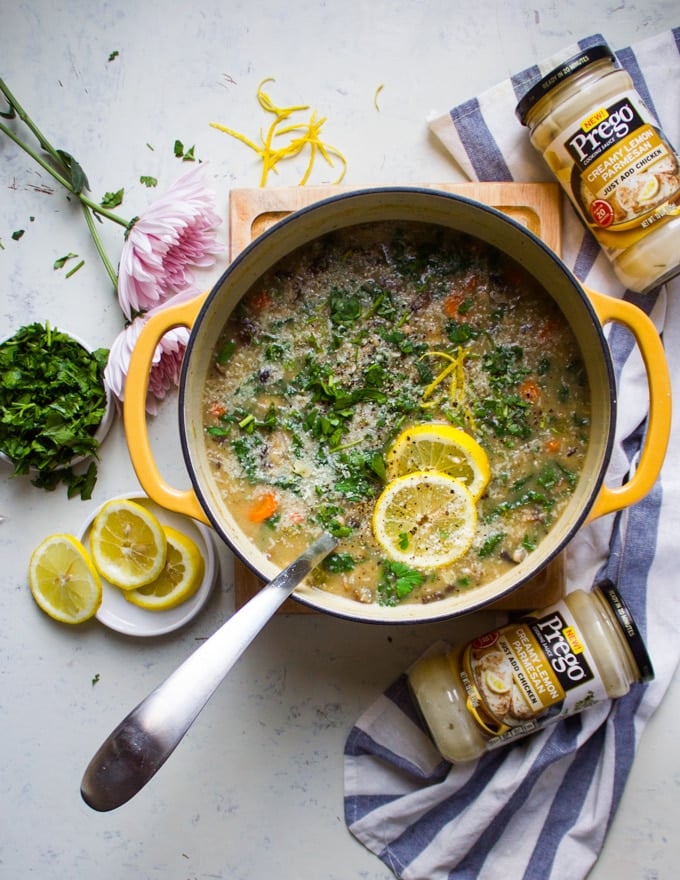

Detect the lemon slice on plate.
xmin=28 ymin=533 xmax=102 ymax=624
xmin=386 ymin=423 xmax=490 ymax=500
xmin=90 ymin=498 xmax=167 ymax=589
xmin=124 ymin=526 xmax=205 ymax=610
xmin=372 ymin=470 xmax=477 ymax=569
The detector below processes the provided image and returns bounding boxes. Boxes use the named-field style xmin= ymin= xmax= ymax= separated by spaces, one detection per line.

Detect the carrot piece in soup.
xmin=519 ymin=379 xmax=540 ymax=403
xmin=250 ymin=290 xmax=272 ymax=312
xmin=538 ymin=317 xmax=561 ymax=340
xmin=443 ymin=291 xmax=465 ymax=318
xmin=208 ymin=402 xmax=226 ymax=417
xmin=248 ymin=492 xmax=279 ymax=522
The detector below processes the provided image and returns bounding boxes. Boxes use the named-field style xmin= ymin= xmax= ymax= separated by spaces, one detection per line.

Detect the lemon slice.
xmin=485 ymin=671 xmax=511 ymax=695
xmin=386 ymin=423 xmax=491 ymax=500
xmin=372 ymin=470 xmax=477 ymax=569
xmin=638 ymin=174 xmax=659 ymax=203
xmin=124 ymin=526 xmax=205 ymax=610
xmin=28 ymin=534 xmax=102 ymax=624
xmin=90 ymin=498 xmax=167 ymax=589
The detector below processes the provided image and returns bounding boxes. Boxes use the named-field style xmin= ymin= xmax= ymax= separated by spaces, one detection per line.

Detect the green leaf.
xmin=216 ymin=340 xmax=237 ymax=363
xmin=377 ymin=560 xmax=425 ymax=606
xmin=53 ymin=252 xmax=78 ymax=270
xmin=100 ymin=189 xmax=124 ymax=208
xmin=174 ymin=139 xmax=196 ymax=161
xmin=56 ymin=149 xmax=90 ymax=193
xmin=322 ymin=552 xmax=356 ymax=574
xmin=478 ymin=532 xmax=505 ymax=558
xmin=329 ymin=288 xmax=362 ymax=327
xmin=0 ymin=100 xmax=16 ymax=120
xmin=139 ymin=175 xmax=158 ymax=188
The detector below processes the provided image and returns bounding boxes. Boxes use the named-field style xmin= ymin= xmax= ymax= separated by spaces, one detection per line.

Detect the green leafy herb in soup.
xmin=202 ymin=221 xmax=590 ymax=605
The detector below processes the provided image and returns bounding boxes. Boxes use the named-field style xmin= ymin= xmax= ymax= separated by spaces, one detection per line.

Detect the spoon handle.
xmin=80 ymin=531 xmax=337 ymax=812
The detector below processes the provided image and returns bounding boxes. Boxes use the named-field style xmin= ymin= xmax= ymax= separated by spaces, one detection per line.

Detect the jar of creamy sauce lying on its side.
xmin=515 ymin=43 xmax=680 ymax=293
xmin=408 ymin=580 xmax=654 ymax=763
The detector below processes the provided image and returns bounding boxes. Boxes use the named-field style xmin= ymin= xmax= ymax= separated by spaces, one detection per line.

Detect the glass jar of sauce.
xmin=408 ymin=580 xmax=653 ymax=763
xmin=515 ymin=43 xmax=680 ymax=293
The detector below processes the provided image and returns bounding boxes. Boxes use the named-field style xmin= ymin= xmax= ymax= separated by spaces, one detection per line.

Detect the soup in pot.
xmin=202 ymin=221 xmax=591 ymax=606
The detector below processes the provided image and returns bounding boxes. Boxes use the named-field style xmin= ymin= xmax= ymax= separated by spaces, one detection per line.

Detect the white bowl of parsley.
xmin=0 ymin=322 xmax=114 ymax=499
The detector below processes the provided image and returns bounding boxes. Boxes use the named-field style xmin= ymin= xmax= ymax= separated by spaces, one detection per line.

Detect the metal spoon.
xmin=81 ymin=531 xmax=337 ymax=812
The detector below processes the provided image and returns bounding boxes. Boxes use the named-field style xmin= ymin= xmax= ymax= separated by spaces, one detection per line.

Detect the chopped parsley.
xmin=53 ymin=253 xmax=79 ymax=271
xmin=0 ymin=323 xmax=109 ymax=499
xmin=478 ymin=532 xmax=505 ymax=558
xmin=100 ymin=189 xmax=124 ymax=209
xmin=174 ymin=139 xmax=196 ymax=161
xmin=322 ymin=552 xmax=356 ymax=573
xmin=315 ymin=505 xmax=353 ymax=539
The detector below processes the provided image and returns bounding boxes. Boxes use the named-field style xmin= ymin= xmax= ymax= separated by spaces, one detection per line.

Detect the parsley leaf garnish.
xmin=377 ymin=560 xmax=425 ymax=606
xmin=323 ymin=552 xmax=356 ymax=573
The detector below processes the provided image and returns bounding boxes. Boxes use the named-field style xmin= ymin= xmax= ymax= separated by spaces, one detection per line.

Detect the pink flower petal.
xmin=117 ymin=165 xmax=224 ymax=319
xmin=104 ymin=299 xmax=194 ymax=415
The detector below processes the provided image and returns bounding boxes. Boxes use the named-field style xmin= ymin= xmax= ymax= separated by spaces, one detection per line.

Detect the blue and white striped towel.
xmin=344 ymin=28 xmax=680 ymax=880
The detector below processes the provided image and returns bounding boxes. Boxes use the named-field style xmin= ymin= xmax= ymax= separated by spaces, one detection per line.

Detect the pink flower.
xmin=117 ymin=165 xmax=224 ymax=319
xmin=104 ymin=299 xmax=192 ymax=415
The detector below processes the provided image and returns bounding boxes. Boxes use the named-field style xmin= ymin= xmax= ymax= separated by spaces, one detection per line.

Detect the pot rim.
xmin=179 ymin=186 xmax=616 ymax=623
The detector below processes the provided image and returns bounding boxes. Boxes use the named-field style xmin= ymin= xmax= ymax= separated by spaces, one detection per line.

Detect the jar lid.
xmin=515 ymin=43 xmax=616 ymax=125
xmin=596 ymin=579 xmax=655 ymax=683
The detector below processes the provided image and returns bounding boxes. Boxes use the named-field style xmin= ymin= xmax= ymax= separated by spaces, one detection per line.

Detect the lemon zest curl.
xmin=210 ymin=78 xmax=347 ymax=187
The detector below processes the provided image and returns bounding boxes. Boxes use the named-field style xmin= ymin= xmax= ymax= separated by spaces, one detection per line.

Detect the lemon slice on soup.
xmin=29 ymin=534 xmax=102 ymax=624
xmin=124 ymin=526 xmax=205 ymax=611
xmin=386 ymin=423 xmax=490 ymax=500
xmin=372 ymin=470 xmax=477 ymax=569
xmin=90 ymin=498 xmax=167 ymax=589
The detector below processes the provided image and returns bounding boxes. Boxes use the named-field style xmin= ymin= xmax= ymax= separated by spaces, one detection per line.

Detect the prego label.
xmin=545 ymin=90 xmax=680 ymax=243
xmin=458 ymin=602 xmax=605 ymax=742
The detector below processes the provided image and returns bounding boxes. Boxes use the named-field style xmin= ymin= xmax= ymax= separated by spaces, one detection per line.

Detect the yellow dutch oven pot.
xmin=123 ymin=188 xmax=671 ymax=623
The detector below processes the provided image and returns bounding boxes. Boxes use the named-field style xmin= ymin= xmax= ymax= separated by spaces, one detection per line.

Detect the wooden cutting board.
xmin=228 ymin=182 xmax=565 ymax=613
xmin=229 ymin=182 xmax=562 ymax=261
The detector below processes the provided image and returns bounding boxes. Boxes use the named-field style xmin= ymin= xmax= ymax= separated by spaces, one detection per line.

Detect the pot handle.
xmin=584 ymin=287 xmax=672 ymax=522
xmin=123 ymin=293 xmax=211 ymax=524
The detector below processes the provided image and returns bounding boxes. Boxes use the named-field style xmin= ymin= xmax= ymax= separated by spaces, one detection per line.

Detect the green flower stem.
xmin=0 ymin=117 xmax=128 ymax=228
xmin=0 ymin=77 xmax=130 ymax=293
xmin=80 ymin=203 xmax=119 ymax=292
xmin=0 ymin=117 xmax=73 ymax=191
xmin=0 ymin=77 xmax=66 ymax=174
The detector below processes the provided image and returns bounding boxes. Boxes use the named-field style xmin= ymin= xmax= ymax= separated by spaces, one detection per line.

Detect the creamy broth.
xmin=202 ymin=222 xmax=591 ymax=605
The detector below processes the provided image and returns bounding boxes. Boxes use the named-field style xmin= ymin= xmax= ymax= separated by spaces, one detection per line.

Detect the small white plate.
xmin=78 ymin=492 xmax=219 ymax=637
